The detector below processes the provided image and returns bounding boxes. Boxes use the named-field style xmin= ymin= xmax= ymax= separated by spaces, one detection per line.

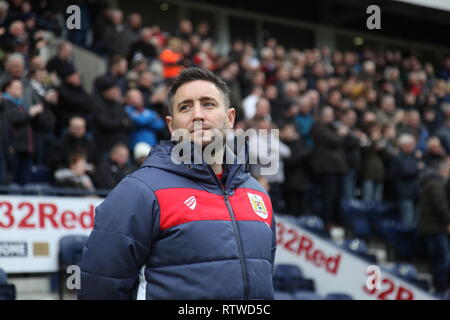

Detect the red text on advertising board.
xmin=276 ymin=221 xmax=341 ymax=275
xmin=0 ymin=201 xmax=95 ymax=230
xmin=363 ymin=274 xmax=414 ymax=300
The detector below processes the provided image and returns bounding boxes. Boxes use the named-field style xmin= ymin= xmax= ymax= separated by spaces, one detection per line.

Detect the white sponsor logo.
xmin=184 ymin=196 xmax=197 ymax=210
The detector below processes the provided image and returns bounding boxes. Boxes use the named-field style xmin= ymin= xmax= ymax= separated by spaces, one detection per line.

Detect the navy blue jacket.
xmin=391 ymin=152 xmax=421 ymax=199
xmin=78 ymin=140 xmax=276 ymax=300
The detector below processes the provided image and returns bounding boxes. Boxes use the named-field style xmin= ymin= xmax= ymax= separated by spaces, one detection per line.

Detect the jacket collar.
xmin=141 ymin=140 xmax=250 ymax=191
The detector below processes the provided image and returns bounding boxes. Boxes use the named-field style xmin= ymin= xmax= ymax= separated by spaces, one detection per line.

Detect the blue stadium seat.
xmin=325 ymin=292 xmax=353 ymax=300
xmin=292 ymin=291 xmax=323 ymax=300
xmin=297 ymin=214 xmax=330 ymax=238
xmin=0 ymin=284 xmax=16 ymax=300
xmin=273 ymin=264 xmax=317 ymax=293
xmin=58 ymin=235 xmax=89 ymax=299
xmin=340 ymin=199 xmax=372 ymax=238
xmin=343 ymin=238 xmax=378 ymax=263
xmin=392 ymin=263 xmax=418 ymax=282
xmin=274 ymin=291 xmax=294 ymax=300
xmin=28 ymin=165 xmax=51 ymax=183
xmin=7 ymin=183 xmax=22 ymax=195
xmin=0 ymin=268 xmax=15 ymax=300
xmin=23 ymin=183 xmax=53 ymax=195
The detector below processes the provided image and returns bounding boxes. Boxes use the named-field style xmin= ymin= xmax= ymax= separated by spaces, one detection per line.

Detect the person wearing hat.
xmin=91 ymin=77 xmax=132 ymax=158
xmin=56 ymin=64 xmax=92 ymax=135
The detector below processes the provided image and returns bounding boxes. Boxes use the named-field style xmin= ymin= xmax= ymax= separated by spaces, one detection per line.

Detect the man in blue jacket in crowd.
xmin=78 ymin=67 xmax=277 ymax=300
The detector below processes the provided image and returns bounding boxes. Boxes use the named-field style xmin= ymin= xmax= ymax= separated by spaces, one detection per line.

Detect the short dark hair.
xmin=167 ymin=67 xmax=230 ymax=114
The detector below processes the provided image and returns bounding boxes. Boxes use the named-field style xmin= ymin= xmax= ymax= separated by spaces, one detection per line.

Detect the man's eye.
xmin=179 ymin=105 xmax=190 ymax=111
xmin=203 ymin=102 xmax=215 ymax=107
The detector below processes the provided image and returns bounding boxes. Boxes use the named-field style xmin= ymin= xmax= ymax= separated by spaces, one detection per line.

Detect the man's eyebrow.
xmin=176 ymin=96 xmax=218 ymax=107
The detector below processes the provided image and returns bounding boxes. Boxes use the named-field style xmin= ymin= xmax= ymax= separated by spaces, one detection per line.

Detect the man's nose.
xmin=192 ymin=103 xmax=204 ymax=121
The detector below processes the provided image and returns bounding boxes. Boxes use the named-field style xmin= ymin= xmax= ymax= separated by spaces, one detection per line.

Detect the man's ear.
xmin=165 ymin=115 xmax=174 ymax=134
xmin=227 ymin=107 xmax=236 ymax=129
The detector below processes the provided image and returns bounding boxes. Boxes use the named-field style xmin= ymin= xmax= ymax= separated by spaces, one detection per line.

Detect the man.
xmin=310 ymin=106 xmax=349 ymax=228
xmin=93 ymin=143 xmax=133 ymax=190
xmin=418 ymin=156 xmax=450 ymax=295
xmin=56 ymin=65 xmax=92 ymax=134
xmin=46 ymin=41 xmax=76 ymax=80
xmin=91 ymin=77 xmax=131 ymax=157
xmin=124 ymin=88 xmax=164 ymax=149
xmin=79 ymin=67 xmax=276 ymax=300
xmin=47 ymin=117 xmax=97 ymax=172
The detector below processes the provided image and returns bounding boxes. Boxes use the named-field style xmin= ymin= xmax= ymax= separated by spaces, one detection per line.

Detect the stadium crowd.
xmin=0 ymin=0 xmax=449 ymax=295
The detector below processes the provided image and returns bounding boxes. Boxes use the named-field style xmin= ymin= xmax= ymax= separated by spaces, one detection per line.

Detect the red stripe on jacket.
xmin=154 ymin=188 xmax=273 ymax=230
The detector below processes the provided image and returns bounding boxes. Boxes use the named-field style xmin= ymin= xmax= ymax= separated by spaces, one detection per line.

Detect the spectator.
xmin=124 ymin=88 xmax=164 ymax=149
xmin=417 ymin=156 xmax=450 ymax=294
xmin=435 ymin=116 xmax=450 ymax=154
xmin=195 ymin=21 xmax=210 ymax=41
xmin=28 ymin=67 xmax=56 ymax=165
xmin=94 ymin=55 xmax=128 ymax=94
xmin=310 ymin=106 xmax=349 ymax=227
xmin=295 ymin=95 xmax=315 ymax=149
xmin=391 ymin=134 xmax=424 ymax=228
xmin=176 ymin=19 xmax=193 ymax=41
xmin=242 ymin=86 xmax=263 ymax=120
xmin=423 ymin=136 xmax=447 ymax=166
xmin=127 ymin=27 xmax=157 ymax=65
xmin=159 ymin=37 xmax=184 ymax=81
xmin=93 ymin=143 xmax=133 ymax=190
xmin=360 ymin=122 xmax=386 ymax=202
xmin=46 ymin=41 xmax=76 ymax=80
xmin=95 ymin=9 xmax=134 ymax=57
xmin=54 ymin=152 xmax=95 ymax=191
xmin=91 ymin=77 xmax=131 ymax=157
xmin=248 ymin=118 xmax=291 ymax=212
xmin=47 ymin=116 xmax=97 ymax=172
xmin=246 ymin=97 xmax=271 ymax=128
xmin=0 ymin=53 xmax=33 ymax=105
xmin=280 ymin=122 xmax=311 ymax=215
xmin=1 ymin=78 xmax=43 ymax=185
xmin=399 ymin=110 xmax=429 ymax=153
xmin=56 ymin=65 xmax=92 ymax=133
xmin=127 ymin=13 xmax=143 ymax=42
xmin=0 ymin=1 xmax=10 ymax=30
xmin=135 ymin=70 xmax=155 ymax=109
xmin=340 ymin=108 xmax=363 ymax=200
xmin=0 ymin=19 xmax=27 ymax=53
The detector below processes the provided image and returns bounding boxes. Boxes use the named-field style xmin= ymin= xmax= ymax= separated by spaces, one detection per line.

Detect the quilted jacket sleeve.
xmin=77 ymin=175 xmax=159 ymax=300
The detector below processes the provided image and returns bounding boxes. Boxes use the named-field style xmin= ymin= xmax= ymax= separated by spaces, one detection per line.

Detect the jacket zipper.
xmin=208 ymin=166 xmax=249 ymax=300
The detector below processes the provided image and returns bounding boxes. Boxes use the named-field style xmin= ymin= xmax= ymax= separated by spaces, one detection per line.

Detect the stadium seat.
xmin=392 ymin=263 xmax=418 ymax=281
xmin=0 ymin=284 xmax=16 ymax=300
xmin=273 ymin=264 xmax=316 ymax=293
xmin=340 ymin=199 xmax=372 ymax=239
xmin=325 ymin=292 xmax=353 ymax=300
xmin=58 ymin=235 xmax=89 ymax=299
xmin=292 ymin=290 xmax=323 ymax=300
xmin=343 ymin=238 xmax=377 ymax=263
xmin=23 ymin=183 xmax=53 ymax=195
xmin=0 ymin=268 xmax=16 ymax=300
xmin=274 ymin=291 xmax=294 ymax=300
xmin=296 ymin=214 xmax=330 ymax=238
xmin=28 ymin=165 xmax=51 ymax=183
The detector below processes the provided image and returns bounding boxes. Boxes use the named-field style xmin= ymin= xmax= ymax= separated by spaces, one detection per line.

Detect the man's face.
xmin=166 ymin=80 xmax=235 ymax=148
xmin=69 ymin=118 xmax=86 ymax=139
xmin=111 ymin=147 xmax=129 ymax=167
